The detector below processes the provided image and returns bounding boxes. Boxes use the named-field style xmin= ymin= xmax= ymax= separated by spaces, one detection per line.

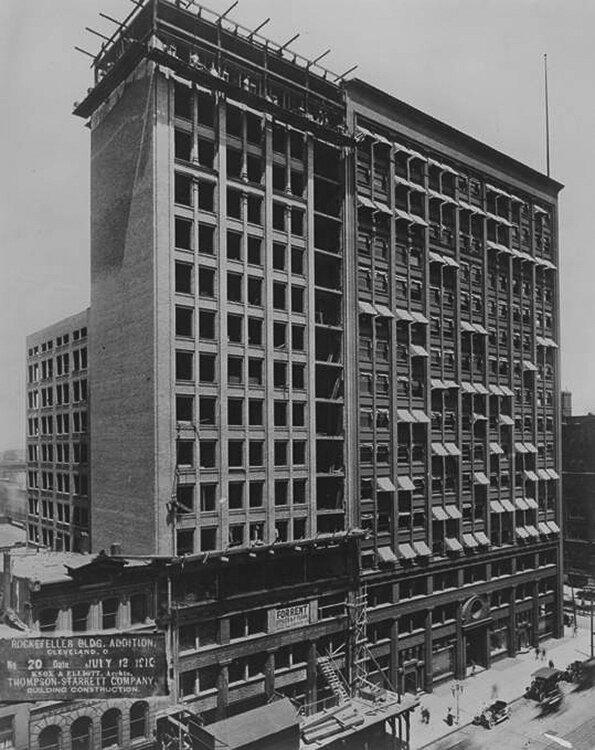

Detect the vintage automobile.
xmin=562 ymin=658 xmax=595 ymax=689
xmin=525 ymin=667 xmax=564 ymax=701
xmin=473 ymin=700 xmax=511 ymax=729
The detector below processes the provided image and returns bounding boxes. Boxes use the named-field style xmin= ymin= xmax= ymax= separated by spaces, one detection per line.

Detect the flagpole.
xmin=544 ymin=53 xmax=550 ymax=177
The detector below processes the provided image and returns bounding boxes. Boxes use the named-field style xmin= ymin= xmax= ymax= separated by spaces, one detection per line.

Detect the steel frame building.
xmin=67 ymin=0 xmax=564 ymax=715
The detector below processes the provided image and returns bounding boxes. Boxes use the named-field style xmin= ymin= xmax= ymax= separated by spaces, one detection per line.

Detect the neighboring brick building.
xmin=562 ymin=413 xmax=595 ymax=586
xmin=25 ymin=310 xmax=90 ymax=552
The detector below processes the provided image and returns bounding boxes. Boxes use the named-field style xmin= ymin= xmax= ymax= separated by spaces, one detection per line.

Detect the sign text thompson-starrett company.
xmin=0 ymin=634 xmax=168 ymax=700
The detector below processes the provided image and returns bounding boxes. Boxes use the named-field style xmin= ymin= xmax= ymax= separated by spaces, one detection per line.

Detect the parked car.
xmin=540 ymin=685 xmax=563 ymax=712
xmin=525 ymin=667 xmax=564 ymax=701
xmin=473 ymin=700 xmax=511 ymax=729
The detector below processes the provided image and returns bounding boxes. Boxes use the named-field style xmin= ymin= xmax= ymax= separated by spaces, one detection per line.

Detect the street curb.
xmin=415 ymin=694 xmax=526 ymax=750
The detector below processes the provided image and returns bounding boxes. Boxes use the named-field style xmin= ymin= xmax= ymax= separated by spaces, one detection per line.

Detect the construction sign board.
xmin=0 ymin=634 xmax=168 ymax=700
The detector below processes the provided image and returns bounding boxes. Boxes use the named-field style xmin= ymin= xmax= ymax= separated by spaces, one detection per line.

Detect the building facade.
xmin=562 ymin=414 xmax=595 ymax=586
xmin=70 ymin=0 xmax=563 ymax=707
xmin=25 ymin=310 xmax=90 ymax=552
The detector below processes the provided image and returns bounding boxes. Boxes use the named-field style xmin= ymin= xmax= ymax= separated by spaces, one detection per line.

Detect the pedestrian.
xmin=420 ymin=706 xmax=430 ymax=724
xmin=445 ymin=707 xmax=454 ymax=726
xmin=425 ymin=707 xmax=430 ymax=724
xmin=491 ymin=683 xmax=498 ymax=699
xmin=541 ymin=647 xmax=547 ymax=661
xmin=548 ymin=659 xmax=554 ymax=669
xmin=573 ymin=622 xmax=578 ymax=637
xmin=534 ymin=645 xmax=540 ymax=660
xmin=470 ymin=659 xmax=477 ymax=676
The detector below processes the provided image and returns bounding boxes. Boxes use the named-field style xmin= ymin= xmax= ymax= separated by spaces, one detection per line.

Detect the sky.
xmin=0 ymin=0 xmax=593 ymax=452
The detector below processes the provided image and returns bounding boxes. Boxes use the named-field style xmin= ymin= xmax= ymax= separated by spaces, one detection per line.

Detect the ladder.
xmin=317 ymin=655 xmax=350 ymax=703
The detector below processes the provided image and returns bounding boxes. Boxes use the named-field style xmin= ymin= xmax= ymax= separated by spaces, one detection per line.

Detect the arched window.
xmin=129 ymin=702 xmax=148 ymax=740
xmin=71 ymin=717 xmax=92 ymax=750
xmin=39 ymin=725 xmax=62 ymax=750
xmin=101 ymin=709 xmax=121 ymax=749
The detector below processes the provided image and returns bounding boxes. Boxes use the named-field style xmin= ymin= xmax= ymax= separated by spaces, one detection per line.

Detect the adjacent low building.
xmin=25 ymin=310 xmax=90 ymax=552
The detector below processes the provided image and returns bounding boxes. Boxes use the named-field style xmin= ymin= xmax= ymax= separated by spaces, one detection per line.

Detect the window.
xmin=198 ymin=223 xmax=215 ymax=254
xmin=177 ymin=529 xmax=194 ymax=555
xmin=175 ymin=82 xmax=193 ymax=120
xmin=247 ymin=277 xmax=262 ymax=306
xmin=247 ymin=195 xmax=262 ymax=224
xmin=177 ymin=485 xmax=194 ymax=513
xmin=176 ymin=395 xmax=194 ymax=423
xmin=71 ymin=717 xmax=92 ymax=750
xmin=72 ymin=602 xmax=90 ymax=632
xmin=228 ymin=314 xmax=243 ymax=343
xmin=227 ymin=230 xmax=242 ymax=260
xmin=248 ymin=399 xmax=263 ymax=425
xmin=129 ymin=702 xmax=148 ymax=741
xmin=293 ymin=402 xmax=305 ymax=426
xmin=175 ymin=173 xmax=192 ymax=206
xmin=198 ymin=267 xmax=215 ymax=297
xmin=100 ymin=709 xmax=121 ymax=750
xmin=201 ymin=527 xmax=217 ymax=551
xmin=228 ymin=356 xmax=243 ymax=385
xmin=248 ymin=317 xmax=262 ymax=346
xmin=175 ymin=129 xmax=192 ymax=161
xmin=200 ymin=484 xmax=216 ymax=512
xmin=274 ymin=441 xmax=288 ymax=466
xmin=293 ymin=441 xmax=306 ymax=465
xmin=248 ymin=358 xmax=263 ymax=385
xmin=197 ymin=181 xmax=214 ymax=211
xmin=291 ymin=286 xmax=304 ymax=313
xmin=229 ymin=482 xmax=244 ymax=509
xmin=177 ymin=440 xmax=194 ymax=466
xmin=249 ymin=441 xmax=264 ymax=466
xmin=273 ymin=242 xmax=286 ymax=270
xmin=273 ymin=282 xmax=286 ymax=310
xmin=199 ymin=353 xmax=215 ymax=382
xmin=274 ymin=361 xmax=287 ymax=388
xmin=175 ymin=306 xmax=193 ymax=337
xmin=229 ymin=440 xmax=244 ymax=467
xmin=198 ymin=310 xmax=215 ymax=339
xmin=248 ymin=236 xmax=262 ymax=265
xmin=175 ymin=262 xmax=193 ymax=294
xmin=228 ymin=398 xmax=244 ymax=426
xmin=102 ymin=598 xmax=119 ymax=629
xmin=227 ymin=273 xmax=243 ymax=302
xmin=292 ymin=325 xmax=305 ymax=350
xmin=39 ymin=725 xmax=61 ymax=750
xmin=39 ymin=608 xmax=58 ymax=633
xmin=292 ymin=247 xmax=304 ymax=275
xmin=199 ymin=441 xmax=216 ymax=469
xmin=292 ymin=363 xmax=305 ymax=389
xmin=249 ymin=481 xmax=264 ymax=507
xmin=274 ymin=322 xmax=287 ymax=349
xmin=131 ymin=593 xmax=147 ymax=624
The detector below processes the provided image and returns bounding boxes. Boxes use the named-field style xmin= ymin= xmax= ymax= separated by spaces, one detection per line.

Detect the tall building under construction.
xmin=51 ymin=0 xmax=566 ymax=732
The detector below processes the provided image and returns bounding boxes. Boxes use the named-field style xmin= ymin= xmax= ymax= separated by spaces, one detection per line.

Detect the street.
xmin=429 ymin=680 xmax=595 ymax=750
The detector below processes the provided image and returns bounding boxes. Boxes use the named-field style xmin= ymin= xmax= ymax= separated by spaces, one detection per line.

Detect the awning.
xmin=537 ymin=469 xmax=550 ymax=481
xmin=397 ymin=476 xmax=416 ymax=492
xmin=473 ymin=472 xmax=490 ymax=485
xmin=544 ymin=337 xmax=558 ymax=348
xmin=525 ymin=525 xmax=539 ymax=538
xmin=397 ymin=409 xmax=415 ymax=422
xmin=475 ymin=531 xmax=491 ymax=546
xmin=410 ymin=213 xmax=429 ymax=227
xmin=410 ymin=344 xmax=429 ymax=357
xmin=463 ymin=533 xmax=479 ymax=549
xmin=374 ymin=132 xmax=392 ymax=146
xmin=525 ymin=442 xmax=538 ymax=454
xmin=431 ymin=378 xmax=446 ymax=389
xmin=394 ymin=175 xmax=414 ymax=189
xmin=410 ymin=311 xmax=429 ymax=324
xmin=500 ymin=385 xmax=514 ymax=396
xmin=474 ymin=323 xmax=488 ymax=334
xmin=500 ymin=499 xmax=516 ymax=513
xmin=536 ymin=335 xmax=547 ymax=347
xmin=490 ymin=500 xmax=505 ymax=513
xmin=411 ymin=409 xmax=430 ymax=424
xmin=395 ymin=208 xmax=414 ymax=222
xmin=432 ymin=506 xmax=449 ymax=521
xmin=377 ymin=477 xmax=396 ymax=492
xmin=375 ymin=201 xmax=392 ymax=215
xmin=472 ymin=412 xmax=488 ymax=422
xmin=487 ymin=240 xmax=510 ymax=254
xmin=459 ymin=200 xmax=485 ymax=215
xmin=445 ymin=505 xmax=462 ymax=519
xmin=375 ymin=303 xmax=394 ymax=318
xmin=534 ymin=204 xmax=548 ymax=215
xmin=547 ymin=521 xmax=560 ymax=534
xmin=524 ymin=470 xmax=539 ymax=482
xmin=546 ymin=468 xmax=560 ymax=480
xmin=515 ymin=497 xmax=529 ymax=511
xmin=523 ymin=360 xmax=538 ymax=372
xmin=516 ymin=526 xmax=529 ymax=540
xmin=444 ymin=380 xmax=459 ymax=389
xmin=398 ymin=543 xmax=417 ymax=560
xmin=525 ymin=498 xmax=539 ymax=509
xmin=413 ymin=540 xmax=432 ymax=556
xmin=393 ymin=141 xmax=413 ymax=156
xmin=486 ymin=183 xmax=512 ymax=199
xmin=486 ymin=212 xmax=512 ymax=227
xmin=515 ymin=442 xmax=529 ymax=453
xmin=499 ymin=414 xmax=514 ymax=426
xmin=377 ymin=546 xmax=398 ymax=565
xmin=429 ymin=250 xmax=445 ymax=264
xmin=394 ymin=309 xmax=414 ymax=322
xmin=461 ymin=320 xmax=476 ymax=333
xmin=445 ymin=537 xmax=463 ymax=553
xmin=489 ymin=384 xmax=504 ymax=395
xmin=358 ymin=195 xmax=376 ymax=210
xmin=461 ymin=382 xmax=476 ymax=394
xmin=432 ymin=443 xmax=448 ymax=456
xmin=428 ymin=189 xmax=457 ymax=205
xmin=445 ymin=443 xmax=462 ymax=457
xmin=489 ymin=442 xmax=504 ymax=455
xmin=358 ymin=300 xmax=377 ymax=316
xmin=538 ymin=521 xmax=552 ymax=535
xmin=474 ymin=383 xmax=489 ymax=395
xmin=356 ymin=125 xmax=374 ymax=140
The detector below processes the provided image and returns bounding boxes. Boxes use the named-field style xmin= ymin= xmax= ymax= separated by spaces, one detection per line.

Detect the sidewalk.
xmin=411 ymin=619 xmax=592 ymax=749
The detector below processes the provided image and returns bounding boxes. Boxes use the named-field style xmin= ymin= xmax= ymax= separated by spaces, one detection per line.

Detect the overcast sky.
xmin=0 ymin=0 xmax=592 ymax=452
